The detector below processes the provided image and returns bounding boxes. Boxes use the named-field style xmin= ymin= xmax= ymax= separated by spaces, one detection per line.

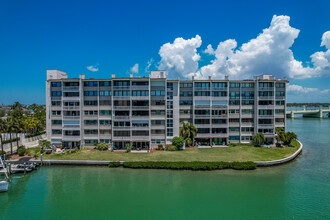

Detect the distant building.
xmin=46 ymin=69 xmax=287 ymax=149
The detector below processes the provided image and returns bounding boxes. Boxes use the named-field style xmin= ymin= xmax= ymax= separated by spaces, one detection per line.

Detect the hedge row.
xmin=2 ymin=137 xmax=20 ymax=144
xmin=25 ymin=131 xmax=46 ymax=138
xmin=109 ymin=161 xmax=257 ymax=170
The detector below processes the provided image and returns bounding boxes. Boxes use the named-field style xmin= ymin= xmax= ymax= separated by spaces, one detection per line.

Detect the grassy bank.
xmin=42 ymin=140 xmax=300 ymax=162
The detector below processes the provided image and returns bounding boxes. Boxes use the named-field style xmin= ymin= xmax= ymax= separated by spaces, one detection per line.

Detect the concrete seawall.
xmin=255 ymin=140 xmax=303 ymax=166
xmin=32 ymin=140 xmax=303 ymax=167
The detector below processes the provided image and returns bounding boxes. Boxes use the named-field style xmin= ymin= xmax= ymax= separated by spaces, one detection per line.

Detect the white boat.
xmin=11 ymin=165 xmax=32 ymax=174
xmin=0 ymin=181 xmax=8 ymax=192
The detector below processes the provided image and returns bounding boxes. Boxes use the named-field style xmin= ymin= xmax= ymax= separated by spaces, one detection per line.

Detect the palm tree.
xmin=179 ymin=122 xmax=197 ymax=146
xmin=12 ymin=118 xmax=22 ymax=150
xmin=252 ymin=133 xmax=265 ymax=147
xmin=0 ymin=119 xmax=6 ymax=158
xmin=5 ymin=117 xmax=15 ymax=155
xmin=275 ymin=127 xmax=284 ymax=146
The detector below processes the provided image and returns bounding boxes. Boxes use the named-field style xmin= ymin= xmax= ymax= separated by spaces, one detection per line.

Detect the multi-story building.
xmin=46 ymin=69 xmax=287 ymax=150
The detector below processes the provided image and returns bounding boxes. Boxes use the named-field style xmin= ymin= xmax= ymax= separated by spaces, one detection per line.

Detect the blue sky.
xmin=0 ymin=0 xmax=329 ymax=104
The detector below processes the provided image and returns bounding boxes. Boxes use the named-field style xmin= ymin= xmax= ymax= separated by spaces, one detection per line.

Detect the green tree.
xmin=179 ymin=122 xmax=197 ymax=146
xmin=172 ymin=136 xmax=185 ymax=150
xmin=275 ymin=127 xmax=285 ymax=146
xmin=0 ymin=119 xmax=7 ymax=158
xmin=282 ymin=132 xmax=297 ymax=146
xmin=252 ymin=133 xmax=265 ymax=147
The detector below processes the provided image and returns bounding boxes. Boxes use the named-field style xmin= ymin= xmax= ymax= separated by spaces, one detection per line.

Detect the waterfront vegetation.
xmin=109 ymin=161 xmax=257 ymax=170
xmin=42 ymin=140 xmax=300 ymax=162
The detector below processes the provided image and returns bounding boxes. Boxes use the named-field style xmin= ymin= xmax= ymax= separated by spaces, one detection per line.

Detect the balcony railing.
xmin=258 ymin=105 xmax=274 ymax=109
xmin=113 ymin=86 xmax=130 ymax=90
xmin=63 ymin=106 xmax=80 ymax=110
xmin=113 ymin=116 xmax=130 ymax=120
xmin=258 ymin=87 xmax=274 ymax=91
xmin=112 ymin=136 xmax=131 ymax=141
xmin=63 ymin=116 xmax=80 ymax=120
xmin=258 ymin=96 xmax=274 ymax=100
xmin=63 ymin=86 xmax=79 ymax=91
xmin=62 ymin=136 xmax=81 ymax=141
xmin=131 ymin=86 xmax=149 ymax=90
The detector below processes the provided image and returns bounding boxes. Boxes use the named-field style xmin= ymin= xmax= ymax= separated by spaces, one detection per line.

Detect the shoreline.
xmin=28 ymin=140 xmax=303 ymax=169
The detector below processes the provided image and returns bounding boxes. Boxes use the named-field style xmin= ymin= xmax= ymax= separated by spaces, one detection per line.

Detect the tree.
xmin=282 ymin=132 xmax=297 ymax=146
xmin=179 ymin=122 xmax=197 ymax=146
xmin=275 ymin=127 xmax=285 ymax=146
xmin=5 ymin=117 xmax=15 ymax=154
xmin=252 ymin=133 xmax=265 ymax=147
xmin=172 ymin=136 xmax=185 ymax=150
xmin=0 ymin=119 xmax=6 ymax=158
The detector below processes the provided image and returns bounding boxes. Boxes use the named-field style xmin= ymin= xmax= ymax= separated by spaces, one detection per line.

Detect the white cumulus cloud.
xmin=87 ymin=64 xmax=99 ymax=72
xmin=158 ymin=35 xmax=202 ymax=79
xmin=130 ymin=63 xmax=139 ymax=73
xmin=157 ymin=15 xmax=330 ymax=81
xmin=287 ymin=84 xmax=318 ymax=93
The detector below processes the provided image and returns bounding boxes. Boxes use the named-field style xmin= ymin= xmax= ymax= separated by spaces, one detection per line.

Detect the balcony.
xmin=194 ymin=87 xmax=210 ymax=91
xmin=131 ymin=86 xmax=149 ymax=90
xmin=229 ymin=114 xmax=240 ymax=118
xmin=63 ymin=106 xmax=80 ymax=110
xmin=113 ymin=86 xmax=130 ymax=90
xmin=63 ymin=124 xmax=80 ymax=129
xmin=131 ymin=96 xmax=149 ymax=100
xmin=258 ymin=124 xmax=274 ymax=128
xmin=258 ymin=96 xmax=274 ymax=100
xmin=258 ymin=115 xmax=274 ymax=118
xmin=150 ymin=125 xmax=165 ymax=130
xmin=63 ymin=86 xmax=79 ymax=91
xmin=212 ymin=114 xmax=227 ymax=118
xmin=63 ymin=116 xmax=80 ymax=120
xmin=211 ymin=87 xmax=227 ymax=91
xmin=62 ymin=96 xmax=80 ymax=101
xmin=113 ymin=106 xmax=130 ymax=110
xmin=258 ymin=105 xmax=274 ymax=109
xmin=62 ymin=135 xmax=81 ymax=141
xmin=132 ymin=126 xmax=149 ymax=130
xmin=229 ymin=122 xmax=239 ymax=127
xmin=275 ymin=122 xmax=285 ymax=127
xmin=258 ymin=87 xmax=274 ymax=91
xmin=113 ymin=96 xmax=130 ymax=100
xmin=113 ymin=116 xmax=130 ymax=120
xmin=196 ymin=133 xmax=211 ymax=138
xmin=113 ymin=126 xmax=131 ymax=130
xmin=112 ymin=136 xmax=131 ymax=141
xmin=131 ymin=106 xmax=149 ymax=110
xmin=131 ymin=116 xmax=149 ymax=120
xmin=211 ymin=123 xmax=228 ymax=128
xmin=212 ymin=105 xmax=227 ymax=109
xmin=131 ymin=136 xmax=150 ymax=141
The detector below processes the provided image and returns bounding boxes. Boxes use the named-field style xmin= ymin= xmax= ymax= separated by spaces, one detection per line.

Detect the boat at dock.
xmin=10 ymin=164 xmax=32 ymax=174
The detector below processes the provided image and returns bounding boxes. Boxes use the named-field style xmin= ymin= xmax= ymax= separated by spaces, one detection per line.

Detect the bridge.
xmin=286 ymin=106 xmax=330 ymax=118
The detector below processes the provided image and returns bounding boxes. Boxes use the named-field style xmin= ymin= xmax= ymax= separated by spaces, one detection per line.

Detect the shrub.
xmin=25 ymin=131 xmax=46 ymax=138
xmin=157 ymin=144 xmax=164 ymax=151
xmin=165 ymin=144 xmax=177 ymax=151
xmin=185 ymin=138 xmax=192 ymax=147
xmin=120 ymin=161 xmax=257 ymax=170
xmin=172 ymin=136 xmax=185 ymax=150
xmin=125 ymin=143 xmax=131 ymax=153
xmin=2 ymin=137 xmax=20 ymax=145
xmin=97 ymin=143 xmax=109 ymax=151
xmin=109 ymin=162 xmax=121 ymax=167
xmin=17 ymin=147 xmax=26 ymax=156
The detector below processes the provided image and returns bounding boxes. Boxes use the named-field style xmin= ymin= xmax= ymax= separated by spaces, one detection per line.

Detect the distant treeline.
xmin=287 ymin=103 xmax=330 ymax=107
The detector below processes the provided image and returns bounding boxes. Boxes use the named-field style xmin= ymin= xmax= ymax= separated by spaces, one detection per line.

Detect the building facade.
xmin=46 ymin=69 xmax=287 ymax=150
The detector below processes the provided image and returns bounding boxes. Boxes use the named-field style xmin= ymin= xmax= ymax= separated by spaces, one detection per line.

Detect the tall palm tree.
xmin=12 ymin=118 xmax=22 ymax=150
xmin=6 ymin=117 xmax=15 ymax=155
xmin=252 ymin=133 xmax=265 ymax=147
xmin=179 ymin=122 xmax=197 ymax=146
xmin=0 ymin=119 xmax=6 ymax=157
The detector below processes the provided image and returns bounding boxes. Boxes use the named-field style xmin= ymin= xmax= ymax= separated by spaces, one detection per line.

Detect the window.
xmin=194 ymin=82 xmax=210 ymax=88
xmin=114 ymin=81 xmax=130 ymax=86
xmin=84 ymin=91 xmax=98 ymax=96
xmin=84 ymin=111 xmax=98 ymax=116
xmin=85 ymin=139 xmax=98 ymax=144
xmin=229 ymin=100 xmax=240 ymax=105
xmin=151 ymin=90 xmax=166 ymax=96
xmin=63 ymin=92 xmax=79 ymax=97
xmin=276 ymin=91 xmax=285 ymax=97
xmin=64 ymin=82 xmax=79 ymax=86
xmin=151 ymin=139 xmax=165 ymax=144
xmin=241 ymin=91 xmax=254 ymax=99
xmin=99 ymin=91 xmax=111 ymax=96
xmin=259 ymin=109 xmax=273 ymax=115
xmin=198 ymin=128 xmax=210 ymax=134
xmin=132 ymin=121 xmax=149 ymax=127
xmin=195 ymin=119 xmax=210 ymax=124
xmin=132 ymin=131 xmax=149 ymax=136
xmin=132 ymin=100 xmax=148 ymax=106
xmin=99 ymin=139 xmax=111 ymax=143
xmin=132 ymin=111 xmax=149 ymax=116
xmin=276 ymin=83 xmax=285 ymax=88
xmin=84 ymin=101 xmax=98 ymax=106
xmin=64 ymin=130 xmax=80 ymax=136
xmin=84 ymin=130 xmax=98 ymax=135
xmin=99 ymin=120 xmax=111 ymax=125
xmin=212 ymin=128 xmax=226 ymax=133
xmin=132 ymin=81 xmax=148 ymax=86
xmin=241 ymin=136 xmax=252 ymax=141
xmin=180 ymin=83 xmax=193 ymax=88
xmin=151 ymin=110 xmax=165 ymax=116
xmin=212 ymin=82 xmax=227 ymax=88
xmin=52 ymin=111 xmax=61 ymax=116
xmin=100 ymin=110 xmax=111 ymax=116
xmin=151 ymin=129 xmax=166 ymax=134
xmin=167 ymin=110 xmax=173 ymax=118
xmin=259 ymin=82 xmax=273 ymax=88
xmin=212 ymin=119 xmax=226 ymax=124
xmin=167 ymin=128 xmax=173 ymax=136
xmin=242 ymin=100 xmax=254 ymax=105
xmin=114 ymin=121 xmax=130 ymax=127
xmin=114 ymin=91 xmax=130 ymax=96
xmin=99 ymin=81 xmax=111 ymax=86
xmin=114 ymin=100 xmax=130 ymax=106
xmin=180 ymin=91 xmax=192 ymax=97
xmin=212 ymin=91 xmax=227 ymax=97
xmin=229 ymin=92 xmax=240 ymax=99
xmin=113 ymin=131 xmax=130 ymax=137
xmin=241 ymin=83 xmax=254 ymax=88
xmin=51 ymin=82 xmax=61 ymax=87
xmin=151 ymin=120 xmax=165 ymax=125
xmin=52 ymin=120 xmax=62 ymax=125
xmin=152 ymin=100 xmax=165 ymax=106
xmin=167 ymin=119 xmax=173 ymax=127
xmin=52 ymin=129 xmax=62 ymax=135
xmin=241 ymin=127 xmax=254 ymax=132
xmin=84 ymin=120 xmax=98 ymax=125
xmin=84 ymin=81 xmax=98 ymax=86
xmin=229 ymin=118 xmax=239 ymax=123
xmin=63 ymin=101 xmax=79 ymax=106
xmin=242 ymin=109 xmax=254 ymax=114
xmin=259 ymin=91 xmax=273 ymax=97
xmin=212 ymin=110 xmax=226 ymax=116
xmin=132 ymin=90 xmax=149 ymax=96
xmin=229 ymin=136 xmax=240 ymax=140
xmin=258 ymin=119 xmax=273 ymax=124
xmin=52 ymin=91 xmax=61 ymax=96
xmin=275 ymin=109 xmax=284 ymax=114
xmin=100 ymin=100 xmax=111 ymax=106
xmin=276 ymin=100 xmax=285 ymax=105
xmin=229 ymin=83 xmax=240 ymax=88
xmin=229 ymin=109 xmax=239 ymax=114
xmin=242 ymin=118 xmax=253 ymax=123
xmin=51 ymin=101 xmax=61 ymax=106
xmin=195 ymin=110 xmax=210 ymax=115
xmin=194 ymin=91 xmax=210 ymax=96
xmin=229 ymin=127 xmax=240 ymax=132
xmin=180 ymin=100 xmax=192 ymax=105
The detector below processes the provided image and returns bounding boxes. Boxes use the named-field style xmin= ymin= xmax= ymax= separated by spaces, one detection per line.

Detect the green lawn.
xmin=42 ymin=140 xmax=300 ymax=162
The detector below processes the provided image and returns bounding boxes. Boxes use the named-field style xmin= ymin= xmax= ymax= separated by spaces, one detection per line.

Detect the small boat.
xmin=26 ymin=163 xmax=38 ymax=170
xmin=0 ymin=180 xmax=8 ymax=192
xmin=11 ymin=164 xmax=32 ymax=174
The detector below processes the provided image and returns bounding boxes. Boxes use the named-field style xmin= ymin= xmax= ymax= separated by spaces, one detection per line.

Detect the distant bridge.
xmin=286 ymin=106 xmax=330 ymax=118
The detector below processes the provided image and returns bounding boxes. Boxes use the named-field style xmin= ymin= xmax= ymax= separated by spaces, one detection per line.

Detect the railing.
xmin=131 ymin=126 xmax=149 ymax=130
xmin=211 ymin=87 xmax=227 ymax=91
xmin=195 ymin=105 xmax=211 ymax=109
xmin=113 ymin=106 xmax=130 ymax=110
xmin=63 ymin=116 xmax=80 ymax=120
xmin=131 ymin=116 xmax=149 ymax=120
xmin=194 ymin=88 xmax=210 ymax=91
xmin=258 ymin=124 xmax=274 ymax=128
xmin=212 ymin=105 xmax=227 ymax=108
xmin=63 ymin=125 xmax=80 ymax=129
xmin=258 ymin=105 xmax=274 ymax=109
xmin=131 ymin=86 xmax=149 ymax=90
xmin=63 ymin=106 xmax=80 ymax=110
xmin=63 ymin=86 xmax=79 ymax=91
xmin=258 ymin=115 xmax=274 ymax=118
xmin=62 ymin=136 xmax=81 ymax=141
xmin=113 ymin=116 xmax=130 ymax=120
xmin=131 ymin=96 xmax=149 ymax=100
xmin=62 ymin=96 xmax=80 ymax=101
xmin=113 ymin=96 xmax=130 ymax=100
xmin=112 ymin=136 xmax=131 ymax=141
xmin=131 ymin=136 xmax=150 ymax=141
xmin=113 ymin=86 xmax=130 ymax=90
xmin=112 ymin=127 xmax=131 ymax=130
xmin=259 ymin=96 xmax=274 ymax=100
xmin=212 ymin=115 xmax=228 ymax=118
xmin=258 ymin=87 xmax=274 ymax=91
xmin=131 ymin=106 xmax=149 ymax=110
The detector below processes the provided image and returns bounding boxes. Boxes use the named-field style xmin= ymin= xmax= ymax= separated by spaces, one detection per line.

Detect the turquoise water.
xmin=1 ymin=118 xmax=330 ymax=219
